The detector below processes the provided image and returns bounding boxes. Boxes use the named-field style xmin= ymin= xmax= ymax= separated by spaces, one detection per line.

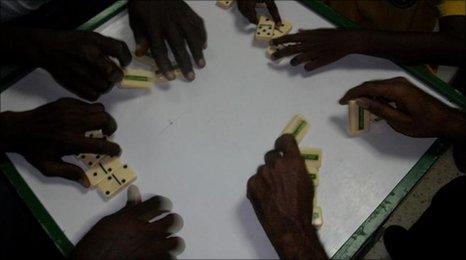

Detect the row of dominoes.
xmin=76 ymin=130 xmax=137 ymax=199
xmin=347 ymin=100 xmax=382 ymax=136
xmin=281 ymin=115 xmax=323 ymax=228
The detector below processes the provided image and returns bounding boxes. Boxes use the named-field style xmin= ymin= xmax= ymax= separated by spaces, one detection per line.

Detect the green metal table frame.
xmin=0 ymin=0 xmax=464 ymax=258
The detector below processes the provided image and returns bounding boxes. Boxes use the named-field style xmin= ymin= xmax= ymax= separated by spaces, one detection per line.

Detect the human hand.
xmin=339 ymin=77 xmax=466 ymax=139
xmin=21 ymin=29 xmax=131 ymax=101
xmin=271 ymin=29 xmax=364 ymax=71
xmin=71 ymin=185 xmax=184 ymax=259
xmin=237 ymin=0 xmax=281 ymax=24
xmin=128 ymin=0 xmax=207 ymax=81
xmin=247 ymin=134 xmax=327 ymax=259
xmin=0 ymin=98 xmax=121 ymax=187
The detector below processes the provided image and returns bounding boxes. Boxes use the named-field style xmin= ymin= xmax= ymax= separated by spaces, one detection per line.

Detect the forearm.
xmin=0 ymin=26 xmax=43 ymax=66
xmin=355 ymin=30 xmax=466 ymax=67
xmin=0 ymin=111 xmax=23 ymax=153
xmin=443 ymin=109 xmax=466 ymax=143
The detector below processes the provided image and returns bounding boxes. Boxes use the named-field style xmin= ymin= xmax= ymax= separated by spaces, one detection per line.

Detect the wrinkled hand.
xmin=128 ymin=0 xmax=207 ymax=81
xmin=71 ymin=186 xmax=184 ymax=259
xmin=0 ymin=98 xmax=121 ymax=186
xmin=237 ymin=0 xmax=281 ymax=24
xmin=339 ymin=77 xmax=466 ymax=138
xmin=247 ymin=134 xmax=326 ymax=259
xmin=25 ymin=29 xmax=131 ymax=101
xmin=271 ymin=29 xmax=363 ymax=71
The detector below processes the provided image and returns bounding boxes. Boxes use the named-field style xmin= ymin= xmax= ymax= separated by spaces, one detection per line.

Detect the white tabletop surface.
xmin=0 ymin=1 xmax=454 ymax=258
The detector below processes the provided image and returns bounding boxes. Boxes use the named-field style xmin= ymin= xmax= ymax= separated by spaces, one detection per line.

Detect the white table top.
xmin=0 ymin=1 xmax=454 ymax=258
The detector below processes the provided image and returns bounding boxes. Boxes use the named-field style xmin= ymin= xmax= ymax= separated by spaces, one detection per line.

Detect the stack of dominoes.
xmin=281 ymin=114 xmax=324 ymax=228
xmin=76 ymin=130 xmax=137 ymax=199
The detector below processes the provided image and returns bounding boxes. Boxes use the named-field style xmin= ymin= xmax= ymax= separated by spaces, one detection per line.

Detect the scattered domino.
xmin=301 ymin=147 xmax=322 ymax=169
xmin=77 ymin=153 xmax=105 ymax=168
xmin=121 ymin=69 xmax=155 ymax=89
xmin=98 ymin=164 xmax=137 ymax=199
xmin=272 ymin=20 xmax=293 ymax=39
xmin=312 ymin=206 xmax=323 ymax=228
xmin=85 ymin=163 xmax=108 ymax=187
xmin=348 ymin=100 xmax=370 ymax=135
xmin=282 ymin=114 xmax=310 ymax=143
xmin=255 ymin=16 xmax=275 ymax=41
xmin=217 ymin=0 xmax=235 ymax=9
xmin=98 ymin=156 xmax=124 ymax=174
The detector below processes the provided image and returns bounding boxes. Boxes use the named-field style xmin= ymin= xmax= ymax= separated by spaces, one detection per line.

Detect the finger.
xmin=264 ymin=150 xmax=282 ymax=167
xmin=93 ymin=34 xmax=132 ymax=67
xmin=135 ymin=38 xmax=150 ymax=57
xmin=290 ymin=52 xmax=314 ymax=66
xmin=150 ymin=213 xmax=183 ymax=234
xmin=265 ymin=0 xmax=282 ymax=24
xmin=129 ymin=15 xmax=148 ymax=55
xmin=356 ymin=97 xmax=411 ymax=125
xmin=126 ymin=185 xmax=142 ymax=206
xmin=26 ymin=157 xmax=89 ymax=187
xmin=147 ymin=237 xmax=185 ymax=256
xmin=275 ymin=134 xmax=300 ymax=157
xmin=166 ymin=28 xmax=195 ymax=81
xmin=64 ymin=136 xmax=121 ymax=156
xmin=272 ymin=44 xmax=305 ymax=60
xmin=238 ymin=1 xmax=258 ymax=24
xmin=181 ymin=21 xmax=205 ymax=68
xmin=77 ymin=111 xmax=118 ymax=136
xmin=339 ymin=80 xmax=405 ymax=105
xmin=271 ymin=33 xmax=304 ymax=45
xmin=93 ymin=57 xmax=124 ymax=85
xmin=303 ymin=50 xmax=344 ymax=71
xmin=132 ymin=196 xmax=173 ymax=219
xmin=148 ymin=28 xmax=175 ymax=80
xmin=51 ymin=69 xmax=100 ymax=101
xmin=50 ymin=97 xmax=105 ymax=115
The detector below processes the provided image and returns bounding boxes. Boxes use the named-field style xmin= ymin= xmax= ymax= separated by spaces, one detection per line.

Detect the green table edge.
xmin=298 ymin=0 xmax=465 ymax=258
xmin=0 ymin=1 xmax=127 ymax=256
xmin=0 ymin=0 xmax=464 ymax=258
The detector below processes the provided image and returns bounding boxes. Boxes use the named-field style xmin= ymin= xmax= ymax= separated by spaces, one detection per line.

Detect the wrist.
xmin=442 ymin=109 xmax=466 ymax=142
xmin=0 ymin=112 xmax=23 ymax=152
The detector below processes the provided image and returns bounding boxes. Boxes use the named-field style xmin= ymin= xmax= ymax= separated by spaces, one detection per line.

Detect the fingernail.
xmin=80 ymin=177 xmax=90 ymax=188
xmin=127 ymin=185 xmax=142 ymax=205
xmin=186 ymin=72 xmax=195 ymax=81
xmin=203 ymin=43 xmax=208 ymax=49
xmin=109 ymin=70 xmax=123 ymax=83
xmin=165 ymin=71 xmax=176 ymax=80
xmin=197 ymin=59 xmax=206 ymax=68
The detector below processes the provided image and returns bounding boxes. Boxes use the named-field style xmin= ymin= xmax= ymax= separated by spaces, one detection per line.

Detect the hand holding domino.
xmin=237 ymin=0 xmax=282 ymax=24
xmin=128 ymin=0 xmax=207 ymax=82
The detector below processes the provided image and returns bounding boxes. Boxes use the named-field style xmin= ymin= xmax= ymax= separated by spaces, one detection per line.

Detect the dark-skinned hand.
xmin=339 ymin=77 xmax=466 ymax=139
xmin=71 ymin=185 xmax=184 ymax=259
xmin=237 ymin=0 xmax=282 ymax=24
xmin=271 ymin=29 xmax=363 ymax=71
xmin=9 ymin=28 xmax=132 ymax=101
xmin=0 ymin=98 xmax=121 ymax=187
xmin=247 ymin=134 xmax=327 ymax=260
xmin=128 ymin=0 xmax=207 ymax=81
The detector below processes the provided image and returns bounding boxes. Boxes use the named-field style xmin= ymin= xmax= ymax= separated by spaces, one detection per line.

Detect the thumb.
xmin=126 ymin=185 xmax=142 ymax=206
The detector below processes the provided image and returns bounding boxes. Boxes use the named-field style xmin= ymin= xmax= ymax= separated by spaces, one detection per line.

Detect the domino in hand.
xmin=347 ymin=100 xmax=370 ymax=135
xmin=282 ymin=114 xmax=310 ymax=143
xmin=255 ymin=16 xmax=275 ymax=41
xmin=121 ymin=69 xmax=155 ymax=89
xmin=300 ymin=147 xmax=322 ymax=169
